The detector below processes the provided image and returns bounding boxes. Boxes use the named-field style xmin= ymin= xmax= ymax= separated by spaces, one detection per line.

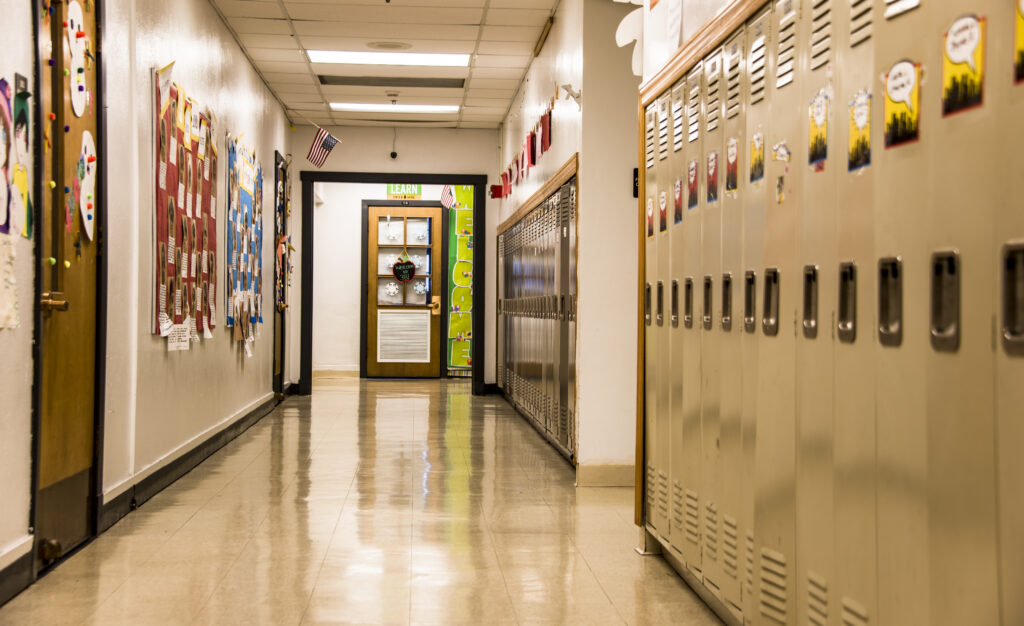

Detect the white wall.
xmin=101 ymin=0 xmax=288 ymax=501
xmin=0 ymin=0 xmax=38 ymax=573
xmin=287 ymin=125 xmax=500 ymax=383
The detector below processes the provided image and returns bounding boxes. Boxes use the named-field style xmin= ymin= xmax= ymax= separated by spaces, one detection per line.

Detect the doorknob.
xmin=41 ymin=291 xmax=70 ymax=313
xmin=429 ymin=301 xmax=441 ymax=316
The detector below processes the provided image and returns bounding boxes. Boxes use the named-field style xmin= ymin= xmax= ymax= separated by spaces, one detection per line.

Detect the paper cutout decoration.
xmin=67 ymin=1 xmax=88 ymax=117
xmin=884 ymin=60 xmax=921 ymax=147
xmin=78 ymin=130 xmax=96 ymax=239
xmin=1016 ymin=0 xmax=1024 ymax=83
xmin=750 ymin=132 xmax=765 ymax=182
xmin=941 ymin=15 xmax=985 ymax=116
xmin=687 ymin=159 xmax=699 ymax=209
xmin=706 ymin=152 xmax=719 ymax=203
xmin=726 ymin=138 xmax=739 ymax=192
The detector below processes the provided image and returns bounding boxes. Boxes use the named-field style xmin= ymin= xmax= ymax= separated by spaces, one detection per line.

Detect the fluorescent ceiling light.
xmin=330 ymin=102 xmax=460 ymax=114
xmin=308 ymin=50 xmax=470 ymax=67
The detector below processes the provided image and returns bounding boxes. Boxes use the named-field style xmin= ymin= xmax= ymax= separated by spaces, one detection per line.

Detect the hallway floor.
xmin=0 ymin=378 xmax=720 ymax=625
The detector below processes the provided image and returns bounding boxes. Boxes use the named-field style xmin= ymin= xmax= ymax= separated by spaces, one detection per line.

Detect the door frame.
xmin=298 ymin=171 xmax=487 ymax=395
xmin=28 ymin=0 xmax=109 ymax=573
xmin=360 ymin=200 xmax=449 ymax=379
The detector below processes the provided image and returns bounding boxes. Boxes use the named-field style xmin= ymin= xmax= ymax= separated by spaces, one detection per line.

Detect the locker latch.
xmin=721 ymin=273 xmax=732 ymax=331
xmin=930 ymin=250 xmax=960 ymax=352
xmin=702 ymin=276 xmax=713 ymax=330
xmin=878 ymin=257 xmax=903 ymax=347
xmin=802 ymin=265 xmax=818 ymax=339
xmin=762 ymin=268 xmax=779 ymax=336
xmin=1002 ymin=243 xmax=1024 ymax=356
xmin=838 ymin=262 xmax=857 ymax=344
xmin=744 ymin=271 xmax=756 ymax=334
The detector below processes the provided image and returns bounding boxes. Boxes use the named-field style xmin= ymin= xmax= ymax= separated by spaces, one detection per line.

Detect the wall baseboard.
xmin=576 ymin=464 xmax=635 ymax=487
xmin=0 ymin=550 xmax=33 ymax=608
xmin=98 ymin=396 xmax=278 ymax=533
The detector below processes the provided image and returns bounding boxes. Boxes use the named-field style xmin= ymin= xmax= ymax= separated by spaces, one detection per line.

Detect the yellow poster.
xmin=883 ymin=60 xmax=920 ymax=148
xmin=1015 ymin=1 xmax=1024 ymax=83
xmin=941 ymin=15 xmax=985 ymax=116
xmin=749 ymin=131 xmax=764 ymax=182
xmin=848 ymin=90 xmax=871 ymax=171
xmin=808 ymin=91 xmax=828 ymax=168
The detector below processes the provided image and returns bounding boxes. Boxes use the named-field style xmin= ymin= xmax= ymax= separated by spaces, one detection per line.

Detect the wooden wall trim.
xmin=639 ymin=0 xmax=766 ymax=107
xmin=634 ymin=93 xmax=646 ymax=526
xmin=496 ymin=153 xmax=579 ymax=235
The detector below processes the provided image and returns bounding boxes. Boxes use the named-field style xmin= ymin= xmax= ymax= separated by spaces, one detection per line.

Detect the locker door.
xmin=680 ymin=64 xmax=706 ymax=572
xmin=996 ymin=2 xmax=1024 ymax=622
xmin=832 ymin=0 xmax=878 ymax=624
xmin=925 ymin=2 xmax=999 ymax=624
xmin=740 ymin=9 xmax=772 ymax=619
xmin=565 ymin=180 xmax=577 ymax=454
xmin=656 ymin=93 xmax=673 ymax=533
xmin=699 ymin=47 xmax=725 ymax=600
xmin=794 ymin=0 xmax=838 ymax=622
xmin=668 ymin=80 xmax=688 ymax=556
xmin=718 ymin=29 xmax=746 ymax=617
xmin=643 ymin=104 xmax=661 ymax=531
xmin=498 ymin=234 xmax=505 ymax=389
xmin=754 ymin=0 xmax=806 ymax=622
xmin=872 ymin=0 xmax=931 ymax=622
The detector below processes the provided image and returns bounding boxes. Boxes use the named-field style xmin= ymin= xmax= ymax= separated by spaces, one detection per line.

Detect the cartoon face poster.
xmin=646 ymin=197 xmax=654 ymax=237
xmin=687 ymin=160 xmax=699 ymax=209
xmin=658 ymin=190 xmax=667 ymax=232
xmin=941 ymin=15 xmax=985 ymax=116
xmin=673 ymin=178 xmax=683 ymax=223
xmin=750 ymin=132 xmax=764 ymax=182
xmin=706 ymin=152 xmax=719 ymax=203
xmin=726 ymin=137 xmax=739 ymax=192
xmin=884 ymin=60 xmax=921 ymax=148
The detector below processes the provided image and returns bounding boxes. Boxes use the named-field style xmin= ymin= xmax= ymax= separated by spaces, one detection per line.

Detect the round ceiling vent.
xmin=367 ymin=41 xmax=412 ymax=50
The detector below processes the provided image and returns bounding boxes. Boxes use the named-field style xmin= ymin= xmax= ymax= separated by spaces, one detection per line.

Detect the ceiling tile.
xmin=474 ymin=54 xmax=531 ymax=68
xmin=239 ymin=34 xmax=300 ymax=49
xmin=289 ymin=37 xmax=476 ymax=54
xmin=470 ymin=66 xmax=523 ymax=79
xmin=283 ymin=0 xmax=486 ymax=6
xmin=265 ymin=72 xmax=317 ymax=85
xmin=466 ymin=88 xmax=515 ymax=99
xmin=319 ymin=85 xmax=466 ymax=100
xmin=480 ymin=25 xmax=542 ymax=42
xmin=257 ymin=60 xmax=312 ymax=74
xmin=293 ymin=22 xmax=480 ymax=40
xmin=484 ymin=9 xmax=551 ymax=27
xmin=487 ymin=0 xmax=556 ymax=8
xmin=284 ymin=5 xmax=482 ymax=24
xmin=458 ymin=121 xmax=500 ymax=128
xmin=248 ymin=48 xmax=307 ymax=62
xmin=311 ymin=64 xmax=470 ymax=79
xmin=467 ymin=78 xmax=519 ymax=90
xmin=227 ymin=17 xmax=293 ymax=35
xmin=216 ymin=0 xmax=284 ymax=18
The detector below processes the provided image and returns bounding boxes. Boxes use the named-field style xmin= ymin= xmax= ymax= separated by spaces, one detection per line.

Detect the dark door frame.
xmin=360 ymin=200 xmax=448 ymax=379
xmin=298 ymin=171 xmax=487 ymax=395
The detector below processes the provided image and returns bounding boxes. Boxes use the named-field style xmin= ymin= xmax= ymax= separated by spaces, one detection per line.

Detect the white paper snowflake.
xmin=386 ymin=223 xmax=401 ymax=241
xmin=411 ymin=255 xmax=424 ymax=269
xmin=385 ymin=281 xmax=400 ymax=297
xmin=385 ymin=254 xmax=398 ymax=269
xmin=413 ymin=281 xmax=427 ymax=295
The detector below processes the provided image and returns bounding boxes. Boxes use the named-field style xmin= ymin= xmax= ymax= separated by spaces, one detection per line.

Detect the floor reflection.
xmin=0 ymin=377 xmax=720 ymax=625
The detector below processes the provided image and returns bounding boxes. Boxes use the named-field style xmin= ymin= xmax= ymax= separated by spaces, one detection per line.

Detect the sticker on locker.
xmin=848 ymin=91 xmax=871 ymax=171
xmin=884 ymin=60 xmax=921 ymax=147
xmin=941 ymin=15 xmax=985 ymax=116
xmin=674 ymin=178 xmax=684 ymax=223
xmin=659 ymin=191 xmax=668 ymax=232
xmin=726 ymin=137 xmax=739 ymax=192
xmin=808 ymin=91 xmax=828 ymax=169
xmin=687 ymin=160 xmax=700 ymax=209
xmin=707 ymin=152 xmax=719 ymax=203
xmin=647 ymin=197 xmax=655 ymax=237
xmin=750 ymin=132 xmax=765 ymax=182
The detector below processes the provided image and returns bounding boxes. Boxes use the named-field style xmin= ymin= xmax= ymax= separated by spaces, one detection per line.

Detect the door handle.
xmin=41 ymin=291 xmax=70 ymax=313
xmin=429 ymin=301 xmax=441 ymax=316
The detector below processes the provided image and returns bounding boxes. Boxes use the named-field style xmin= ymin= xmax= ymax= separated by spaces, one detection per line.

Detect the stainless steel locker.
xmin=832 ymin=0 xmax=878 ymax=623
xmin=741 ymin=9 xmax=772 ymax=621
xmin=873 ymin=0 xmax=931 ymax=621
xmin=718 ymin=28 xmax=746 ymax=618
xmin=754 ymin=0 xmax=805 ymax=622
xmin=794 ymin=0 xmax=838 ymax=622
xmin=925 ymin=1 xmax=1000 ymax=624
xmin=700 ymin=46 xmax=726 ymax=601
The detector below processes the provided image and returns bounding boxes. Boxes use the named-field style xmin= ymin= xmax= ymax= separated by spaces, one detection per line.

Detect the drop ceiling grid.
xmin=210 ymin=0 xmax=558 ymax=128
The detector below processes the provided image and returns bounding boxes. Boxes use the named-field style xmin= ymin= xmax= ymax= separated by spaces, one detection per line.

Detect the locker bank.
xmin=0 ymin=0 xmax=1020 ymax=623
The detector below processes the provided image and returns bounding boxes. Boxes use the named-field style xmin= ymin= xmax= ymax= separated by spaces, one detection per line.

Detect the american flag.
xmin=306 ymin=127 xmax=339 ymax=168
xmin=440 ymin=185 xmax=456 ymax=209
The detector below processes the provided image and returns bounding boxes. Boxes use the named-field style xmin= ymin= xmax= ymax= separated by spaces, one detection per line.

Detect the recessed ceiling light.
xmin=330 ymin=102 xmax=460 ymax=114
xmin=367 ymin=41 xmax=412 ymax=51
xmin=308 ymin=50 xmax=470 ymax=67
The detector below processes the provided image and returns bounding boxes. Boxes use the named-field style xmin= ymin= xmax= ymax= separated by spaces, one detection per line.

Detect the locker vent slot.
xmin=1001 ymin=244 xmax=1024 ymax=355
xmin=759 ymin=547 xmax=789 ymax=623
xmin=658 ymin=471 xmax=670 ymax=518
xmin=745 ymin=530 xmax=755 ymax=596
xmin=673 ymin=87 xmax=686 ymax=151
xmin=672 ymin=482 xmax=685 ymax=530
xmin=775 ymin=5 xmax=798 ymax=88
xmin=878 ymin=257 xmax=903 ymax=347
xmin=744 ymin=270 xmax=757 ymax=333
xmin=849 ymin=0 xmax=872 ymax=46
xmin=704 ymin=502 xmax=719 ymax=560
xmin=722 ymin=514 xmax=739 ymax=576
xmin=841 ymin=597 xmax=869 ymax=626
xmin=684 ymin=489 xmax=700 ymax=544
xmin=807 ymin=571 xmax=828 ymax=626
xmin=658 ymin=98 xmax=671 ymax=160
xmin=645 ymin=109 xmax=656 ymax=169
xmin=705 ymin=59 xmax=721 ymax=133
xmin=838 ymin=262 xmax=857 ymax=343
xmin=721 ymin=273 xmax=733 ymax=331
xmin=646 ymin=464 xmax=657 ymax=519
xmin=749 ymin=30 xmax=767 ymax=104
xmin=930 ymin=251 xmax=960 ymax=352
xmin=763 ymin=268 xmax=780 ymax=336
xmin=809 ymin=0 xmax=833 ymax=70
xmin=688 ymin=76 xmax=701 ymax=142
xmin=725 ymin=42 xmax=743 ymax=118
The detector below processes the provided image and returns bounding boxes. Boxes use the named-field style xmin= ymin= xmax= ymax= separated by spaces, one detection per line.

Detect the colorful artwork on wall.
xmin=152 ymin=66 xmax=218 ymax=349
xmin=274 ymin=152 xmax=291 ymax=311
xmin=226 ymin=136 xmax=263 ymax=356
xmin=445 ymin=185 xmax=474 ymax=374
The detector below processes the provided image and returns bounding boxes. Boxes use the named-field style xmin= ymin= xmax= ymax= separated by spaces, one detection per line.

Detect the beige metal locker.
xmin=740 ymin=9 xmax=772 ymax=621
xmin=754 ymin=0 xmax=805 ymax=622
xmin=872 ymin=1 xmax=932 ymax=622
xmin=717 ymin=28 xmax=746 ymax=618
xmin=831 ymin=1 xmax=879 ymax=624
xmin=794 ymin=0 xmax=838 ymax=622
xmin=644 ymin=104 xmax=663 ymax=533
xmin=655 ymin=92 xmax=674 ymax=534
xmin=925 ymin=1 xmax=1000 ymax=624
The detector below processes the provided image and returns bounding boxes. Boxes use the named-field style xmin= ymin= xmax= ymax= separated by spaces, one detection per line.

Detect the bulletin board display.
xmin=446 ymin=185 xmax=475 ymax=373
xmin=226 ymin=137 xmax=263 ymax=352
xmin=153 ymin=75 xmax=217 ymax=345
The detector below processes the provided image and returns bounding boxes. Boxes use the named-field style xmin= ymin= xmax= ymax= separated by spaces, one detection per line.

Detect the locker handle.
xmin=645 ymin=283 xmax=652 ymax=326
xmin=560 ymin=295 xmax=566 ymax=321
xmin=762 ymin=268 xmax=779 ymax=336
xmin=684 ymin=278 xmax=694 ymax=328
xmin=721 ymin=273 xmax=732 ymax=331
xmin=671 ymin=279 xmax=680 ymax=327
xmin=1004 ymin=244 xmax=1024 ymax=355
xmin=702 ymin=276 xmax=713 ymax=330
xmin=930 ymin=251 xmax=960 ymax=352
xmin=802 ymin=265 xmax=818 ymax=339
xmin=743 ymin=270 xmax=756 ymax=333
xmin=838 ymin=262 xmax=857 ymax=343
xmin=656 ymin=281 xmax=664 ymax=326
xmin=878 ymin=257 xmax=903 ymax=347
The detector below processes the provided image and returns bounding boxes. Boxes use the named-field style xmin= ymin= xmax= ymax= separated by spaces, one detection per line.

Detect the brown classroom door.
xmin=34 ymin=0 xmax=101 ymax=567
xmin=366 ymin=205 xmax=443 ymax=377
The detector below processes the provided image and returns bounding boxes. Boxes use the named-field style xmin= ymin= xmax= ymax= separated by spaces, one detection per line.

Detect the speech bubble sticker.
xmin=688 ymin=161 xmax=697 ymax=183
xmin=727 ymin=137 xmax=738 ymax=164
xmin=812 ymin=92 xmax=828 ymax=126
xmin=946 ymin=15 xmax=982 ymax=72
xmin=851 ymin=91 xmax=870 ymax=129
xmin=886 ymin=60 xmax=917 ymax=112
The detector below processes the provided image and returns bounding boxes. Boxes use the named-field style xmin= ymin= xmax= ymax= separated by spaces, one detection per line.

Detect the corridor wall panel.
xmin=636 ymin=0 xmax=1023 ymax=623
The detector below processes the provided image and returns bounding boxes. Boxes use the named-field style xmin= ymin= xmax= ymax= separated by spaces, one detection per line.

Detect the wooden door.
xmin=34 ymin=0 xmax=100 ymax=567
xmin=366 ymin=205 xmax=442 ymax=377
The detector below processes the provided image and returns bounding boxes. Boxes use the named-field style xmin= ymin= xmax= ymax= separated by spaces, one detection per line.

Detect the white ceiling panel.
xmin=474 ymin=54 xmax=531 ymax=68
xmin=227 ymin=17 xmax=293 ymax=36
xmin=318 ymin=85 xmax=465 ymax=100
xmin=331 ymin=111 xmax=460 ymax=122
xmin=465 ymin=96 xmax=509 ymax=107
xmin=484 ymin=9 xmax=551 ymax=27
xmin=292 ymin=38 xmax=476 ymax=54
xmin=258 ymin=61 xmax=313 ymax=74
xmin=293 ymin=22 xmax=480 ymax=40
xmin=458 ymin=121 xmax=499 ymax=128
xmin=285 ymin=5 xmax=482 ymax=24
xmin=311 ymin=64 xmax=470 ymax=79
xmin=238 ymin=34 xmax=300 ymax=49
xmin=467 ymin=78 xmax=519 ymax=90
xmin=488 ymin=0 xmax=556 ymax=8
xmin=466 ymin=88 xmax=515 ymax=99
xmin=480 ymin=25 xmax=542 ymax=42
xmin=265 ymin=72 xmax=316 ymax=85
xmin=248 ymin=48 xmax=307 ymax=62
xmin=215 ymin=0 xmax=284 ymax=19
xmin=462 ymin=104 xmax=508 ymax=115
xmin=469 ymin=66 xmax=524 ymax=79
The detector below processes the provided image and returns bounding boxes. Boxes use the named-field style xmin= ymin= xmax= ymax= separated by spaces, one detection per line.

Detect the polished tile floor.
xmin=0 ymin=378 xmax=720 ymax=625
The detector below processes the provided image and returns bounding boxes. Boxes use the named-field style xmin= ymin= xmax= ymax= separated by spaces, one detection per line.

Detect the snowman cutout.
xmin=67 ymin=1 xmax=88 ymax=118
xmin=79 ymin=130 xmax=96 ymax=239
